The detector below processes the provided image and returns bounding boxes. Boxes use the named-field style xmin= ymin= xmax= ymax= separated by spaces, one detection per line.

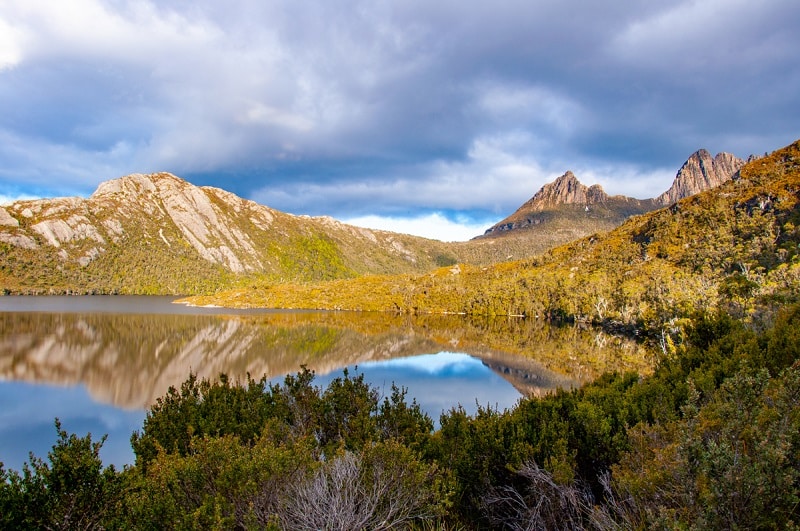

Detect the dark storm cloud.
xmin=0 ymin=0 xmax=798 ymax=237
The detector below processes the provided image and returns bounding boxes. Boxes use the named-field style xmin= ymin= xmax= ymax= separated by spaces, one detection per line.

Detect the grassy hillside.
xmin=186 ymin=139 xmax=800 ymax=334
xmin=0 ymin=174 xmax=467 ymax=294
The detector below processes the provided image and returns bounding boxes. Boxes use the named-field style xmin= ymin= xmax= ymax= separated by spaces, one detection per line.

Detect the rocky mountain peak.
xmin=91 ymin=172 xmax=186 ymax=201
xmin=523 ymin=171 xmax=610 ymax=212
xmin=655 ymin=149 xmax=745 ymax=206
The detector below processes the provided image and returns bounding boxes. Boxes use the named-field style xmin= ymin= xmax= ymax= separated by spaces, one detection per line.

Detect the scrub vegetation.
xmin=3 ymin=303 xmax=800 ymax=528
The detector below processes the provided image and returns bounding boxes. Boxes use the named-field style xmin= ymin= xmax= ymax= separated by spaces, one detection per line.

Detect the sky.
xmin=0 ymin=0 xmax=798 ymax=241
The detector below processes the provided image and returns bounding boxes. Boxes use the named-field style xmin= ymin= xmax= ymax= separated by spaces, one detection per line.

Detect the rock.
xmin=654 ymin=150 xmax=745 ymax=206
xmin=0 ymin=207 xmax=19 ymax=227
xmin=30 ymin=215 xmax=105 ymax=248
xmin=521 ymin=172 xmax=610 ymax=212
xmin=0 ymin=233 xmax=37 ymax=249
xmin=480 ymin=172 xmax=654 ymax=238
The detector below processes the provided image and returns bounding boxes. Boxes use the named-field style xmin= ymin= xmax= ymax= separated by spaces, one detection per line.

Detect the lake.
xmin=0 ymin=296 xmax=651 ymax=470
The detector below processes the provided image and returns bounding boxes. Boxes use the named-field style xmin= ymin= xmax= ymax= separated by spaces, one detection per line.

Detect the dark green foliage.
xmin=0 ymin=419 xmax=122 ymax=530
xmin=377 ymin=383 xmax=434 ymax=452
xmin=131 ymin=367 xmax=436 ymax=471
xmin=4 ymin=303 xmax=800 ymax=528
xmin=124 ymin=434 xmax=316 ymax=529
xmin=613 ymin=366 xmax=800 ymax=529
xmin=314 ymin=368 xmax=379 ymax=454
xmin=434 ymin=253 xmax=458 ymax=267
xmin=130 ymin=372 xmax=281 ymax=470
xmin=763 ymin=301 xmax=800 ymax=374
xmin=125 ymin=368 xmax=446 ymax=528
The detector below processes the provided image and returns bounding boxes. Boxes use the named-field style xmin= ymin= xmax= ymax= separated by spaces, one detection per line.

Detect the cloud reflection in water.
xmin=0 ymin=382 xmax=145 ymax=472
xmin=315 ymin=351 xmax=522 ymax=423
xmin=0 ymin=352 xmax=519 ymax=472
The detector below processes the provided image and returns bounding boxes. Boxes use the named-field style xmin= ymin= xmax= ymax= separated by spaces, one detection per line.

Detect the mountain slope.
xmin=0 ymin=173 xmax=460 ymax=294
xmin=476 ymin=150 xmax=745 ymax=256
xmin=187 ymin=139 xmax=800 ymax=332
xmin=479 ymin=172 xmax=656 ymax=247
xmin=0 ymin=149 xmax=753 ymax=295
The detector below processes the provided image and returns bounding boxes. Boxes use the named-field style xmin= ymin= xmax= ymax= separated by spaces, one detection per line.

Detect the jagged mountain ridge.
xmin=0 ymin=172 xmax=461 ymax=294
xmin=513 ymin=171 xmax=643 ymax=212
xmin=654 ymin=149 xmax=746 ymax=205
xmin=0 ymin=148 xmax=747 ymax=294
xmin=480 ymin=149 xmax=745 ymax=241
xmin=481 ymin=172 xmax=656 ymax=237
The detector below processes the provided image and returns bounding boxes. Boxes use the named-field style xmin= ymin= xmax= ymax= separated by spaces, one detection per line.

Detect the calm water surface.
xmin=0 ymin=296 xmax=648 ymax=470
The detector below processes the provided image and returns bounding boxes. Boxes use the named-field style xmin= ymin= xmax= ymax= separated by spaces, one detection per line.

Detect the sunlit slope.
xmin=467 ymin=150 xmax=744 ymax=260
xmin=0 ymin=173 xmax=464 ymax=294
xmin=186 ymin=139 xmax=800 ymax=331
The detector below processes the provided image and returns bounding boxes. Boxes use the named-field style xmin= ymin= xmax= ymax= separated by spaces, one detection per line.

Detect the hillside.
xmin=0 ymin=173 xmax=465 ymax=294
xmin=476 ymin=150 xmax=744 ymax=257
xmin=481 ymin=171 xmax=656 ymax=238
xmin=185 ymin=139 xmax=800 ymax=332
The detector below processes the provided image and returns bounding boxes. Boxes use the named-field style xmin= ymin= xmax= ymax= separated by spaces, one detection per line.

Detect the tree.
xmin=0 ymin=419 xmax=122 ymax=530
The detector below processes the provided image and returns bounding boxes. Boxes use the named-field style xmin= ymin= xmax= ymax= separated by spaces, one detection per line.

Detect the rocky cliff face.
xmin=0 ymin=173 xmax=277 ymax=274
xmin=654 ymin=150 xmax=745 ymax=206
xmin=480 ymin=149 xmax=745 ymax=243
xmin=520 ymin=172 xmax=609 ymax=211
xmin=89 ymin=173 xmax=273 ymax=273
xmin=480 ymin=172 xmax=655 ymax=238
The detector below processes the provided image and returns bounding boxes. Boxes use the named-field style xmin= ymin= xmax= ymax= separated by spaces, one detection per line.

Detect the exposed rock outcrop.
xmin=480 ymin=172 xmax=655 ymax=238
xmin=521 ymin=172 xmax=609 ymax=211
xmin=0 ymin=207 xmax=19 ymax=227
xmin=654 ymin=150 xmax=745 ymax=206
xmin=480 ymin=149 xmax=744 ymax=244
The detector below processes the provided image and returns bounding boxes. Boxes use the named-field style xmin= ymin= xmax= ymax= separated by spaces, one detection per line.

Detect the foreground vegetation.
xmin=2 ymin=300 xmax=800 ymax=529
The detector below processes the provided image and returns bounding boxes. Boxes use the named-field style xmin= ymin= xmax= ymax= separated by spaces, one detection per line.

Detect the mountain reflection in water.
xmin=0 ymin=296 xmax=652 ymax=469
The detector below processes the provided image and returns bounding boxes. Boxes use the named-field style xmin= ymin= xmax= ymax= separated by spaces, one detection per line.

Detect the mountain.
xmin=654 ymin=149 xmax=745 ymax=205
xmin=476 ymin=149 xmax=745 ymax=254
xmin=481 ymin=171 xmax=655 ymax=236
xmin=0 ymin=149 xmax=751 ymax=295
xmin=186 ymin=138 xmax=800 ymax=334
xmin=0 ymin=172 xmax=461 ymax=294
xmin=505 ymin=171 xmax=621 ymax=212
xmin=475 ymin=172 xmax=657 ymax=258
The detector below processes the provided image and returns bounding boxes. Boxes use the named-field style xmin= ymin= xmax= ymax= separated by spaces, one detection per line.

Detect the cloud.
xmin=342 ymin=212 xmax=494 ymax=242
xmin=249 ymin=132 xmax=549 ymax=217
xmin=0 ymin=16 xmax=25 ymax=70
xmin=0 ymin=0 xmax=797 ymax=221
xmin=608 ymin=0 xmax=798 ymax=73
xmin=0 ymin=193 xmax=37 ymax=205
